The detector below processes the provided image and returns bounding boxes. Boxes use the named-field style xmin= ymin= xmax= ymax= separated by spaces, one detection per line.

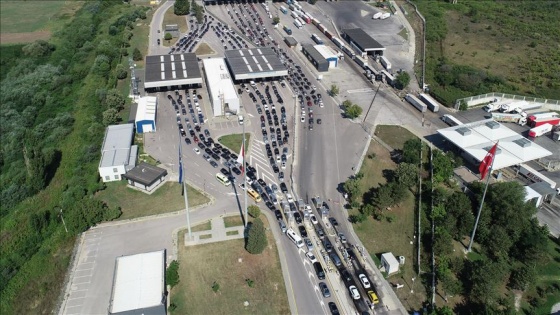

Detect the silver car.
xmin=304 ymin=238 xmax=314 ymax=251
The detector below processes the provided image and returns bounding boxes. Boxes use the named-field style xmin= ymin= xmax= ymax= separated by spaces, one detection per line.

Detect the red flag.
xmin=236 ymin=142 xmax=245 ymax=174
xmin=479 ymin=142 xmax=498 ymax=180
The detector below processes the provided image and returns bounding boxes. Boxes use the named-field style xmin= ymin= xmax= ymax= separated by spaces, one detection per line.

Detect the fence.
xmin=455 ymin=92 xmax=560 ymax=111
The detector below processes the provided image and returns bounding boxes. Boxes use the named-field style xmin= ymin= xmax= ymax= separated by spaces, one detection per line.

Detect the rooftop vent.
xmin=485 ymin=121 xmax=500 ymax=129
xmin=456 ymin=127 xmax=471 ymax=136
xmin=513 ymin=138 xmax=532 ymax=148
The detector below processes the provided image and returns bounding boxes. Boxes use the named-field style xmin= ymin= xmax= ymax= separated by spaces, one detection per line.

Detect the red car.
xmin=307 ymin=101 xmax=312 ymax=107
xmin=193 ymin=135 xmax=199 ymax=143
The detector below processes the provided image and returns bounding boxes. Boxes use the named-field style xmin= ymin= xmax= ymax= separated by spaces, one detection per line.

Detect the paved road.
xmin=148 ymin=0 xmax=174 ymax=55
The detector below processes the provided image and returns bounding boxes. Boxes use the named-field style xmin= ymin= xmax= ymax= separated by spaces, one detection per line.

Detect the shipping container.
xmin=324 ymin=30 xmax=333 ymax=39
xmin=318 ymin=24 xmax=327 ymax=34
xmin=332 ymin=37 xmax=345 ymax=49
xmin=405 ymin=94 xmax=427 ymax=113
xmin=530 ymin=117 xmax=560 ymax=128
xmin=312 ymin=18 xmax=321 ymax=26
xmin=419 ymin=93 xmax=441 ymax=112
xmin=311 ymin=34 xmax=323 ymax=44
xmin=380 ymin=56 xmax=391 ymax=70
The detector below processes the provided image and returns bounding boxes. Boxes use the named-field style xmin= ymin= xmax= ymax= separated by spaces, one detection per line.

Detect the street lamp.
xmin=58 ymin=207 xmax=68 ymax=233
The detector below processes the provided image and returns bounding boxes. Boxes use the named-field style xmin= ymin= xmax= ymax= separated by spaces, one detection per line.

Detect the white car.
xmin=281 ymin=161 xmax=286 ymax=169
xmin=359 ymin=274 xmax=371 ymax=289
xmin=286 ymin=193 xmax=294 ymax=203
xmin=305 ymin=252 xmax=317 ymax=263
xmin=300 ymin=116 xmax=305 ymax=123
xmin=193 ymin=147 xmax=200 ymax=154
xmin=349 ymin=285 xmax=361 ymax=300
xmin=310 ymin=214 xmax=318 ymax=225
xmin=238 ymin=115 xmax=244 ymax=125
xmin=239 ymin=183 xmax=246 ymax=190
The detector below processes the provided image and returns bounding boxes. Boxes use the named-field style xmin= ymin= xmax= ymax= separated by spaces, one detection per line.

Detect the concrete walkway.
xmin=183 ymin=216 xmax=246 ymax=246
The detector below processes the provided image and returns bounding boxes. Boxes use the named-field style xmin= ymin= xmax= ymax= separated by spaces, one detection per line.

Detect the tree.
xmin=402 ymin=138 xmax=422 ymax=164
xmin=164 ymin=32 xmax=172 ymax=41
xmin=389 ymin=182 xmax=407 ymax=205
xmin=433 ymin=226 xmax=454 ymax=256
xmin=246 ymin=218 xmax=267 ymax=254
xmin=104 ymin=89 xmax=126 ymax=110
xmin=248 ymin=205 xmax=261 ymax=218
xmin=191 ymin=1 xmax=204 ymax=24
xmin=102 ymin=108 xmax=120 ymax=126
xmin=395 ymin=163 xmax=417 ymax=188
xmin=395 ymin=71 xmax=411 ymax=90
xmin=22 ymin=40 xmax=55 ymax=57
xmin=91 ymin=55 xmax=111 ymax=77
xmin=444 ymin=192 xmax=474 ymax=239
xmin=272 ymin=16 xmax=280 ymax=25
xmin=373 ymin=183 xmax=394 ymax=210
xmin=433 ymin=150 xmax=454 ymax=183
xmin=330 ymin=84 xmax=339 ymax=96
xmin=343 ymin=177 xmax=361 ymax=204
xmin=174 ymin=0 xmax=190 ymax=15
xmin=115 ymin=64 xmax=127 ymax=80
xmin=132 ymin=47 xmax=143 ymax=61
xmin=345 ymin=104 xmax=363 ymax=119
xmin=508 ymin=264 xmax=536 ymax=291
xmin=341 ymin=100 xmax=352 ymax=110
xmin=166 ymin=260 xmax=180 ymax=287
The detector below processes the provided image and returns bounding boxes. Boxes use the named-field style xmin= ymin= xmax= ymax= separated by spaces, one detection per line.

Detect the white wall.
xmin=99 ymin=165 xmax=126 ymax=182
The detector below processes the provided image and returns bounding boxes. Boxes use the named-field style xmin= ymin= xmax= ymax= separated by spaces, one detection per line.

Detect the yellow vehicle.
xmin=367 ymin=291 xmax=379 ymax=305
xmin=215 ymin=173 xmax=231 ymax=186
xmin=247 ymin=188 xmax=262 ymax=203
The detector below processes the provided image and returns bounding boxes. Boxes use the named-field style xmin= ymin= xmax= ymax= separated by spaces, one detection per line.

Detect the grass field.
xmin=128 ymin=8 xmax=153 ymax=68
xmin=171 ymin=216 xmax=289 ymax=314
xmin=96 ymin=181 xmax=209 ymax=220
xmin=191 ymin=220 xmax=212 ymax=232
xmin=195 ymin=42 xmax=216 ymax=55
xmin=374 ymin=125 xmax=418 ymax=150
xmin=0 ymin=1 xmax=84 ymax=44
xmin=161 ymin=8 xmax=188 ymax=47
xmin=218 ymin=134 xmax=251 ymax=154
xmin=224 ymin=215 xmax=245 ymax=228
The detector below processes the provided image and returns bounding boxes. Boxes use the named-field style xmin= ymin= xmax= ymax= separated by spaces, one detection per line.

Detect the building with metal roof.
xmin=224 ymin=47 xmax=288 ymax=81
xmin=144 ymin=53 xmax=202 ymax=92
xmin=438 ymin=119 xmax=553 ymax=171
xmin=284 ymin=36 xmax=298 ymax=48
xmin=314 ymin=44 xmax=339 ymax=69
xmin=108 ymin=250 xmax=166 ymax=315
xmin=342 ymin=28 xmax=385 ymax=56
xmin=123 ymin=162 xmax=168 ymax=193
xmin=202 ymin=58 xmax=239 ymax=116
xmin=135 ymin=96 xmax=157 ymax=133
xmin=99 ymin=124 xmax=137 ymax=183
xmin=301 ymin=44 xmax=329 ymax=72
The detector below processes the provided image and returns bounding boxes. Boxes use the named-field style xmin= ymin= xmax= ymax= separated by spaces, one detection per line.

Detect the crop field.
xmin=0 ymin=1 xmax=84 ymax=44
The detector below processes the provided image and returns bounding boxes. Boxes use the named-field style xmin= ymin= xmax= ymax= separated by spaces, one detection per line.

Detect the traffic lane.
xmin=149 ymin=1 xmax=175 ymax=55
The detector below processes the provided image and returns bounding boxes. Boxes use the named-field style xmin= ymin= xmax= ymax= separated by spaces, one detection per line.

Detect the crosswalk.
xmin=249 ymin=142 xmax=278 ymax=186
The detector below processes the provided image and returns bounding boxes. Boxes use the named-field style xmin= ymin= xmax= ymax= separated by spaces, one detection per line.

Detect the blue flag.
xmin=178 ymin=130 xmax=183 ymax=184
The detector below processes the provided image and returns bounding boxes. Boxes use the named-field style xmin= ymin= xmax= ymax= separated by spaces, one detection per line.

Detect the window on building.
xmin=105 ymin=176 xmax=110 ymax=181
xmin=114 ymin=175 xmax=119 ymax=180
xmin=113 ymin=168 xmax=118 ymax=173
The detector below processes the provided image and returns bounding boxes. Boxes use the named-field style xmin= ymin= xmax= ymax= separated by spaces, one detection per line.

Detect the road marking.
xmin=247 ymin=113 xmax=254 ymax=117
xmin=347 ymin=88 xmax=375 ymax=94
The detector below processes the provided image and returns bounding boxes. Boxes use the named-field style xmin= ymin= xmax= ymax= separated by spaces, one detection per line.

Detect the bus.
xmin=247 ymin=188 xmax=262 ymax=203
xmin=441 ymin=114 xmax=463 ymax=126
xmin=215 ymin=173 xmax=231 ymax=186
xmin=286 ymin=228 xmax=304 ymax=248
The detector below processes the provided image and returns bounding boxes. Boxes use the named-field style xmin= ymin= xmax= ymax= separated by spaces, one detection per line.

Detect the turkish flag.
xmin=237 ymin=142 xmax=244 ymax=174
xmin=479 ymin=142 xmax=498 ymax=180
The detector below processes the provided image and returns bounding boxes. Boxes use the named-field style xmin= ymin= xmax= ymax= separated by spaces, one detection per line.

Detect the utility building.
xmin=202 ymin=58 xmax=240 ymax=116
xmin=98 ymin=124 xmax=137 ymax=183
xmin=314 ymin=45 xmax=339 ymax=69
xmin=342 ymin=28 xmax=386 ymax=57
xmin=135 ymin=96 xmax=157 ymax=133
xmin=301 ymin=44 xmax=329 ymax=72
xmin=224 ymin=47 xmax=288 ymax=82
xmin=381 ymin=252 xmax=400 ymax=275
xmin=144 ymin=53 xmax=202 ymax=92
xmin=123 ymin=162 xmax=168 ymax=193
xmin=108 ymin=250 xmax=166 ymax=315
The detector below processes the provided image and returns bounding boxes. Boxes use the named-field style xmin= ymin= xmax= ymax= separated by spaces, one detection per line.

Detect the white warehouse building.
xmin=135 ymin=96 xmax=157 ymax=133
xmin=314 ymin=44 xmax=339 ymax=69
xmin=202 ymin=58 xmax=240 ymax=116
xmin=98 ymin=124 xmax=137 ymax=183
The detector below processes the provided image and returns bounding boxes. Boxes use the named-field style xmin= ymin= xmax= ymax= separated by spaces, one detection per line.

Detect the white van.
xmin=249 ymin=80 xmax=256 ymax=87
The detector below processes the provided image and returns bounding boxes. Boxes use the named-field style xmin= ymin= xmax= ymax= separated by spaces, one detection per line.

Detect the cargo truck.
xmin=483 ymin=102 xmax=502 ymax=112
xmin=499 ymin=101 xmax=541 ymax=113
xmin=381 ymin=70 xmax=394 ymax=86
xmin=528 ymin=123 xmax=554 ymax=138
xmin=405 ymin=94 xmax=427 ymax=113
xmin=381 ymin=12 xmax=391 ymax=19
xmin=380 ymin=56 xmax=391 ymax=70
xmin=318 ymin=24 xmax=327 ymax=33
xmin=419 ymin=93 xmax=440 ymax=113
xmin=491 ymin=112 xmax=527 ymax=125
xmin=332 ymin=37 xmax=345 ymax=49
xmin=528 ymin=112 xmax=559 ymax=125
xmin=529 ymin=116 xmax=560 ymax=128
xmin=441 ymin=114 xmax=463 ymax=126
xmin=283 ymin=25 xmax=292 ymax=35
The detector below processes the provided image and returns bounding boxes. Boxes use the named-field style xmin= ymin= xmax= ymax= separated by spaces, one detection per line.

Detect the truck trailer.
xmin=311 ymin=34 xmax=323 ymax=45
xmin=332 ymin=37 xmax=345 ymax=49
xmin=380 ymin=56 xmax=391 ymax=70
xmin=528 ymin=112 xmax=559 ymax=125
xmin=499 ymin=101 xmax=541 ymax=114
xmin=419 ymin=93 xmax=440 ymax=113
xmin=405 ymin=94 xmax=427 ymax=113
xmin=529 ymin=116 xmax=560 ymax=128
xmin=491 ymin=112 xmax=527 ymax=125
xmin=528 ymin=123 xmax=554 ymax=138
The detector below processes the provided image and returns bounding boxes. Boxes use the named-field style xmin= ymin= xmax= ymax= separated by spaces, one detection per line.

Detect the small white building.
xmin=98 ymin=124 xmax=137 ymax=182
xmin=314 ymin=44 xmax=339 ymax=69
xmin=202 ymin=58 xmax=239 ymax=116
xmin=108 ymin=250 xmax=166 ymax=315
xmin=135 ymin=96 xmax=157 ymax=133
xmin=381 ymin=252 xmax=400 ymax=275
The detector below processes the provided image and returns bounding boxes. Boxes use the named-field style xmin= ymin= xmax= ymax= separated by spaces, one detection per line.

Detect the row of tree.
xmin=174 ymin=0 xmax=204 ymax=24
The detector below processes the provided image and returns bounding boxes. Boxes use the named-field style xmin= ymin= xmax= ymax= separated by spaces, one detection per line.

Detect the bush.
xmin=166 ymin=260 xmax=180 ymax=287
xmin=395 ymin=71 xmax=411 ymax=90
xmin=115 ymin=64 xmax=127 ymax=80
xmin=245 ymin=218 xmax=267 ymax=254
xmin=164 ymin=32 xmax=172 ymax=41
xmin=22 ymin=40 xmax=55 ymax=57
xmin=212 ymin=281 xmax=220 ymax=292
xmin=248 ymin=205 xmax=261 ymax=218
xmin=330 ymin=84 xmax=339 ymax=96
xmin=345 ymin=104 xmax=363 ymax=119
xmin=245 ymin=278 xmax=255 ymax=287
xmin=132 ymin=47 xmax=143 ymax=61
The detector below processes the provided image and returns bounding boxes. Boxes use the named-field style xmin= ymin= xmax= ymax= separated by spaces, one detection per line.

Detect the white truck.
xmin=528 ymin=123 xmax=553 ymax=138
xmin=372 ymin=12 xmax=383 ymax=19
xmin=380 ymin=56 xmax=391 ymax=70
xmin=499 ymin=101 xmax=541 ymax=114
xmin=380 ymin=12 xmax=391 ymax=20
xmin=491 ymin=112 xmax=527 ymax=125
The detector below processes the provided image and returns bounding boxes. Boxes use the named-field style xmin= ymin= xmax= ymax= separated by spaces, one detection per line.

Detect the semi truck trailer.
xmin=405 ymin=94 xmax=427 ymax=113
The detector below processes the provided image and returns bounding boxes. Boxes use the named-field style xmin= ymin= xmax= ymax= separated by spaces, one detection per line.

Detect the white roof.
xmin=438 ymin=119 xmax=552 ymax=170
xmin=202 ymin=58 xmax=238 ymax=101
xmin=109 ymin=250 xmax=165 ymax=313
xmin=524 ymin=185 xmax=541 ymax=202
xmin=136 ymin=96 xmax=157 ymax=122
xmin=314 ymin=44 xmax=338 ymax=59
xmin=381 ymin=252 xmax=399 ymax=267
xmin=100 ymin=124 xmax=135 ymax=168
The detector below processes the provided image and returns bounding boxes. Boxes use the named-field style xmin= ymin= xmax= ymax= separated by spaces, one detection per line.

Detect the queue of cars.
xmin=168 ymin=15 xmax=215 ymax=54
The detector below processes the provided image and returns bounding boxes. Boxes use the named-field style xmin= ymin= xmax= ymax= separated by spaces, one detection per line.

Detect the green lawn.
xmin=171 ymin=216 xmax=289 ymax=314
xmin=191 ymin=220 xmax=212 ymax=232
xmin=128 ymin=8 xmax=153 ymax=68
xmin=224 ymin=215 xmax=245 ymax=228
xmin=374 ymin=125 xmax=418 ymax=150
xmin=0 ymin=1 xmax=67 ymax=33
xmin=218 ymin=134 xmax=251 ymax=154
xmin=161 ymin=6 xmax=188 ymax=47
xmin=96 ymin=181 xmax=209 ymax=220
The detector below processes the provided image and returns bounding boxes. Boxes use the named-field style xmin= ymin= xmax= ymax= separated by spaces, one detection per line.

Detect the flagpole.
xmin=467 ymin=143 xmax=498 ymax=253
xmin=243 ymin=121 xmax=248 ymax=227
xmin=179 ymin=129 xmax=192 ymax=240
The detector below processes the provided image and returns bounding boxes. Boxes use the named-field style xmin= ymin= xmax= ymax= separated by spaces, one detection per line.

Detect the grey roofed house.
xmin=144 ymin=53 xmax=202 ymax=90
xmin=98 ymin=124 xmax=137 ymax=182
xmin=123 ymin=162 xmax=168 ymax=192
xmin=342 ymin=28 xmax=385 ymax=52
xmin=224 ymin=47 xmax=288 ymax=80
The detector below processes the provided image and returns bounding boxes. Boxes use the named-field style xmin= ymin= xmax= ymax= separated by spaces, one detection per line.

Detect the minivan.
xmin=330 ymin=252 xmax=342 ymax=267
xmin=278 ymin=220 xmax=287 ymax=233
xmin=313 ymin=262 xmax=325 ymax=280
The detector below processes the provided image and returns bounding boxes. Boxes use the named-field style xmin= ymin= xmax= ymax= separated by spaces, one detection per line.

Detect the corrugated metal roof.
xmin=144 ymin=53 xmax=202 ymax=88
xmin=202 ymin=58 xmax=238 ymax=101
xmin=135 ymin=96 xmax=157 ymax=123
xmin=224 ymin=47 xmax=288 ymax=79
xmin=343 ymin=28 xmax=385 ymax=50
xmin=99 ymin=124 xmax=134 ymax=168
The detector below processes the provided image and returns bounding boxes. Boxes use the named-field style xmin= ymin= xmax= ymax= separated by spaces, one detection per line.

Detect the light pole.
xmin=58 ymin=207 xmax=68 ymax=233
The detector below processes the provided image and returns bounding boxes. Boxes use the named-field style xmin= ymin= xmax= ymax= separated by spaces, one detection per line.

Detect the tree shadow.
xmin=382 ymin=169 xmax=395 ymax=182
xmin=44 ymin=150 xmax=62 ymax=188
